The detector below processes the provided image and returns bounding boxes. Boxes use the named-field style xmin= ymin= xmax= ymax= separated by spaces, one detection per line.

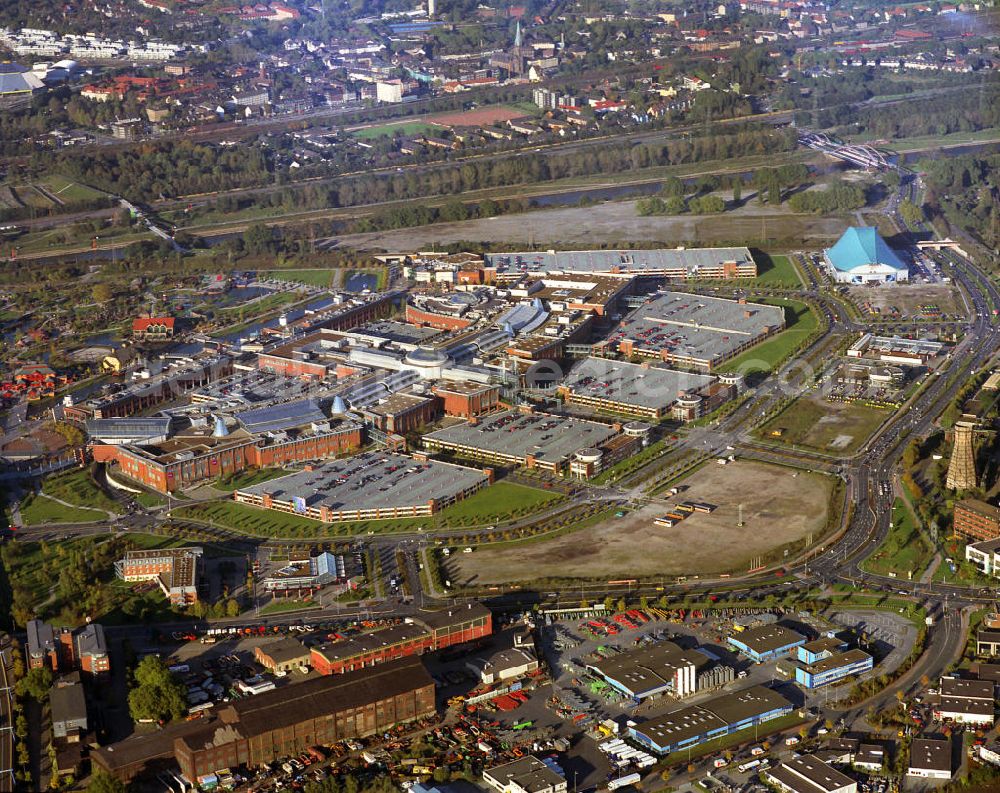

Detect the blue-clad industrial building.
xmin=628 ymin=685 xmax=793 ymax=755
xmin=727 ymin=624 xmax=805 ymax=663
xmin=796 ymin=637 xmax=846 ymax=666
xmin=794 ymin=649 xmax=873 ymax=689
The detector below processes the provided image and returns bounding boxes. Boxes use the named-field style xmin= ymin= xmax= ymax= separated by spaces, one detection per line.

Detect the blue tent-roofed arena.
xmin=824 ymin=226 xmax=909 ymax=284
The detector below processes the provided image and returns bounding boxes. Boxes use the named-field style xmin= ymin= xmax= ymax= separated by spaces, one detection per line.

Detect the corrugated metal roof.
xmin=86 ymin=417 xmax=172 ymax=438
xmin=235 ymin=398 xmax=326 ymax=433
xmin=0 ymin=69 xmax=44 ymax=94
xmin=225 ymin=656 xmax=432 ymax=736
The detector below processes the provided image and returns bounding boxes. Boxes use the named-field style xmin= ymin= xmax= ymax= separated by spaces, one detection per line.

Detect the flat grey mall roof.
xmin=238 ymin=451 xmax=487 ymax=512
xmin=564 ymin=357 xmax=716 ymax=410
xmin=484 ymin=247 xmax=754 ymax=275
xmin=424 ymin=409 xmax=616 ymax=463
xmin=348 ymin=320 xmax=442 ymax=346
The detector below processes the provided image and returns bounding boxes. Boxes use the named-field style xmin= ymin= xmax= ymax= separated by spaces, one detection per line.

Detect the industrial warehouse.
xmin=310 ymin=603 xmax=493 ymax=674
xmin=628 ymin=685 xmax=794 ymax=755
xmin=232 ymin=451 xmax=490 ymax=523
xmin=585 ymin=641 xmax=711 ymax=702
xmin=558 ymin=357 xmax=741 ymax=421
xmin=797 ymin=650 xmax=873 ymax=690
xmin=727 ymin=624 xmax=806 ymax=663
xmin=92 ymin=657 xmax=436 ymax=783
xmin=603 ymin=292 xmax=786 ymax=371
xmin=846 ymin=333 xmax=945 ymax=366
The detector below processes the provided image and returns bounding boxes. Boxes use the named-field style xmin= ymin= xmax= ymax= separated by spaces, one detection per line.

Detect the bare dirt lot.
xmin=447 ymin=461 xmax=836 ymax=584
xmin=427 ymin=106 xmax=529 ymax=127
xmin=328 ymin=199 xmax=852 ymax=251
xmin=849 ymin=282 xmax=966 ymax=319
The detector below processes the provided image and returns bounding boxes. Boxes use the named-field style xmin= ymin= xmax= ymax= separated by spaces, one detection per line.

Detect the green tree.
xmin=768 ymin=180 xmax=781 ymax=206
xmin=15 ymin=666 xmax=53 ymax=701
xmin=664 ymin=196 xmax=687 ymax=214
xmin=438 ymin=199 xmax=468 ymax=222
xmin=226 ymin=598 xmax=241 ymax=618
xmin=432 ymin=767 xmax=451 ymax=783
xmin=47 ymin=743 xmax=59 ymax=789
xmin=691 ymin=195 xmax=725 ymax=214
xmin=127 ymin=656 xmax=187 ymax=723
xmin=86 ymin=771 xmax=127 ymax=793
xmin=92 ymin=283 xmax=113 ymax=303
xmin=660 ymin=176 xmax=684 ymax=197
xmin=243 ymin=222 xmax=274 ymax=255
xmin=899 ymin=199 xmax=924 ymax=226
xmin=636 ymin=197 xmax=666 ymax=216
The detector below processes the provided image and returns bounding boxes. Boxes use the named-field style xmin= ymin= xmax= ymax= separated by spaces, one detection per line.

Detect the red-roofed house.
xmin=133 ymin=317 xmax=176 ymax=340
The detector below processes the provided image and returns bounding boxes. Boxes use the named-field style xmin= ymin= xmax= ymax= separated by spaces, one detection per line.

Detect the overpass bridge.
xmin=798 ymin=132 xmax=893 ymax=171
xmin=917 ymin=238 xmax=970 ymax=259
xmin=119 ymin=198 xmax=183 ymax=251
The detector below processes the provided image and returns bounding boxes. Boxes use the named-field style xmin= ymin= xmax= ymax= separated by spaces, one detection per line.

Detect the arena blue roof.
xmin=825 ymin=227 xmax=907 ymax=272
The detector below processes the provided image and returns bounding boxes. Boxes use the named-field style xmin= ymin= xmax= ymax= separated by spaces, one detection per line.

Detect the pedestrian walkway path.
xmin=921 ymin=553 xmax=942 ymax=584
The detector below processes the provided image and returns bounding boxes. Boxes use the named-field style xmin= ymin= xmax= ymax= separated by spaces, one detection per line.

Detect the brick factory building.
xmin=172 ymin=657 xmax=435 ymax=781
xmin=405 ymin=303 xmax=475 ymax=331
xmin=362 ymin=392 xmax=439 ymax=434
xmin=954 ymin=499 xmax=1000 ymax=542
xmin=311 ymin=603 xmax=492 ymax=675
xmin=256 ymin=328 xmax=379 ymax=380
xmin=92 ymin=657 xmax=436 ymax=784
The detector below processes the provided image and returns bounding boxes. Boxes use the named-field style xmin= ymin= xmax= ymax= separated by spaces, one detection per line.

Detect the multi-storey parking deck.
xmin=558 ymin=357 xmax=721 ymax=420
xmin=233 ymin=451 xmax=489 ymax=522
xmin=605 ymin=292 xmax=786 ymax=370
xmin=484 ymin=247 xmax=757 ymax=280
xmin=422 ymin=408 xmax=618 ymax=475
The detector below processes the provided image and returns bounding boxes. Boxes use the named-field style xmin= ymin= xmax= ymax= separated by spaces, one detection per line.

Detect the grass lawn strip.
xmin=174 ymin=481 xmax=563 ymax=537
xmin=752 ymin=253 xmax=804 ymax=288
xmin=861 ymin=498 xmax=934 ymax=580
xmin=270 ymin=269 xmax=337 ymax=288
xmin=214 ymin=468 xmax=291 ymax=492
xmin=19 ymin=493 xmax=106 ymax=525
xmin=718 ymin=297 xmax=819 ymax=374
xmin=42 ymin=468 xmax=119 ymax=512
